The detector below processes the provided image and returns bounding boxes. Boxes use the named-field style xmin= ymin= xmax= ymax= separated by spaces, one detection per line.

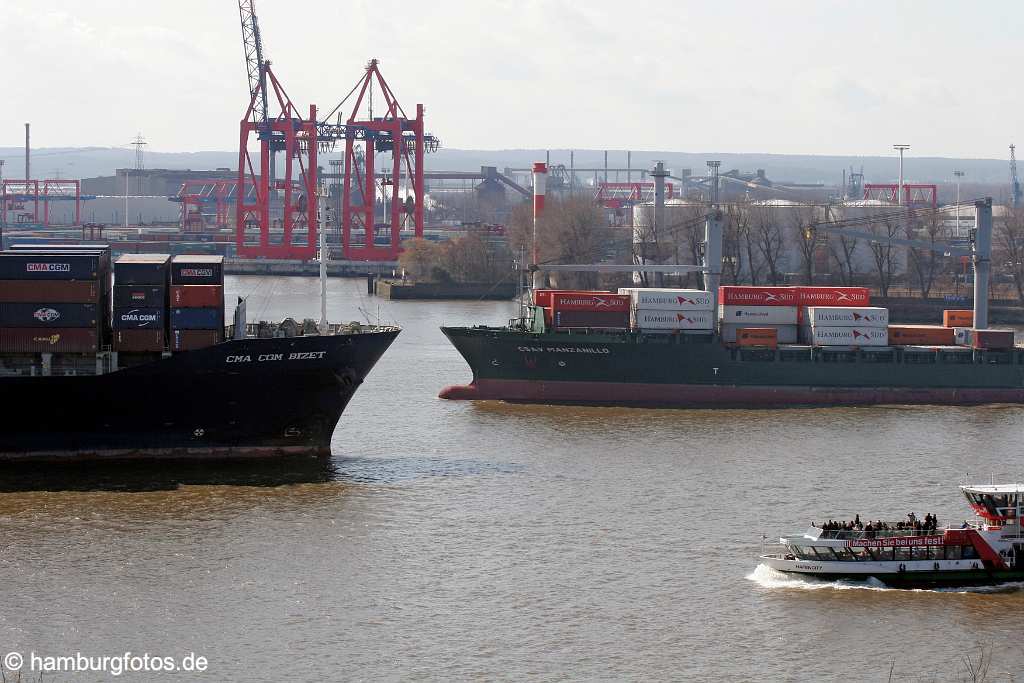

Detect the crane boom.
xmin=238 ymin=0 xmax=268 ymax=124
xmin=1011 ymin=144 xmax=1021 ymax=208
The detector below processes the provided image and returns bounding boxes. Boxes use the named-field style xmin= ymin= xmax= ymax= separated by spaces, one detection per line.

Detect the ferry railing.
xmin=812 ymin=524 xmax=947 ymax=540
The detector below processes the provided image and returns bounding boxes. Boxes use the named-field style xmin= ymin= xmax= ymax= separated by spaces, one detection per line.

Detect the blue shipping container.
xmin=0 ymin=302 xmax=98 ymax=328
xmin=171 ymin=307 xmax=223 ymax=330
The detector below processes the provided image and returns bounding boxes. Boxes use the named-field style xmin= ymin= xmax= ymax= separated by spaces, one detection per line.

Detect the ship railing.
xmin=229 ymin=321 xmax=397 ymax=339
xmin=814 ymin=525 xmax=946 ymax=541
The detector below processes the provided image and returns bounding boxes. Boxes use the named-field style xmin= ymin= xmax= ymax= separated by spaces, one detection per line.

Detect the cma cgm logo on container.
xmin=120 ymin=309 xmax=159 ymax=325
xmin=26 ymin=263 xmax=71 ymax=272
xmin=33 ymin=308 xmax=61 ymax=322
xmin=31 ymin=334 xmax=61 ymax=345
xmin=180 ymin=268 xmax=214 ymax=277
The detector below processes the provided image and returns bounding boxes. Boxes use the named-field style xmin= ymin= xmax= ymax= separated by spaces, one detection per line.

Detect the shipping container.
xmin=550 ymin=292 xmax=631 ymax=312
xmin=112 ymin=307 xmax=164 ymax=329
xmin=171 ymin=255 xmax=224 ymax=285
xmin=954 ymin=327 xmax=973 ymax=346
xmin=797 ymin=286 xmax=871 ymax=307
xmin=170 ymin=307 xmax=224 ymax=330
xmin=113 ymin=329 xmax=165 ymax=353
xmin=0 ymin=253 xmax=101 ymax=280
xmin=170 ymin=285 xmax=223 ymax=308
xmin=736 ymin=327 xmax=778 ymax=348
xmin=718 ymin=305 xmax=798 ymax=325
xmin=0 ymin=280 xmax=100 ymax=304
xmin=0 ymin=302 xmax=98 ymax=328
xmin=632 ymin=310 xmax=715 ymax=330
xmin=807 ymin=306 xmax=889 ymax=327
xmin=0 ymin=327 xmax=98 ymax=353
xmin=534 ymin=290 xmax=584 ymax=307
xmin=619 ymin=288 xmax=713 ymax=310
xmin=113 ymin=285 xmax=165 ymax=308
xmin=810 ymin=326 xmax=888 ymax=346
xmin=887 ymin=325 xmax=955 ymax=346
xmin=718 ymin=286 xmax=798 ymax=306
xmin=171 ymin=329 xmax=223 ymax=351
xmin=720 ymin=323 xmax=797 ymax=343
xmin=113 ymin=253 xmax=171 ymax=285
xmin=553 ymin=310 xmax=631 ymax=329
xmin=943 ymin=309 xmax=973 ymax=328
xmin=971 ymin=329 xmax=1015 ymax=350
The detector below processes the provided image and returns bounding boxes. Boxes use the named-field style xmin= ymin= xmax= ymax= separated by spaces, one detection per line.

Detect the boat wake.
xmin=746 ymin=563 xmax=1024 ymax=594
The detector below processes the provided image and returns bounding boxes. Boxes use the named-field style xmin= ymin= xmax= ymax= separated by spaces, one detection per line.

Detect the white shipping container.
xmin=719 ymin=305 xmax=798 ymax=325
xmin=954 ymin=327 xmax=973 ymax=346
xmin=807 ymin=306 xmax=889 ymax=327
xmin=619 ymin=288 xmax=713 ymax=310
xmin=632 ymin=309 xmax=714 ymax=330
xmin=811 ymin=326 xmax=889 ymax=346
xmin=719 ymin=323 xmax=798 ymax=343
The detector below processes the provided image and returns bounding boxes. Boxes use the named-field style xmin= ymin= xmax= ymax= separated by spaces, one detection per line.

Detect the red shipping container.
xmin=943 ymin=310 xmax=973 ymax=327
xmin=971 ymin=329 xmax=1015 ymax=350
xmin=0 ymin=280 xmax=100 ymax=303
xmin=534 ymin=289 xmax=600 ymax=307
xmin=737 ymin=327 xmax=778 ymax=348
xmin=797 ymin=287 xmax=870 ymax=307
xmin=113 ymin=329 xmax=165 ymax=353
xmin=553 ymin=310 xmax=630 ymax=329
xmin=888 ymin=325 xmax=955 ymax=346
xmin=550 ymin=292 xmax=630 ymax=312
xmin=718 ymin=286 xmax=798 ymax=306
xmin=0 ymin=327 xmax=97 ymax=353
xmin=171 ymin=329 xmax=222 ymax=351
xmin=171 ymin=285 xmax=223 ymax=308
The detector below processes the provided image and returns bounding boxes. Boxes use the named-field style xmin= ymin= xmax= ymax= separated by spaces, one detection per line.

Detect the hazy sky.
xmin=3 ymin=0 xmax=1022 ymax=158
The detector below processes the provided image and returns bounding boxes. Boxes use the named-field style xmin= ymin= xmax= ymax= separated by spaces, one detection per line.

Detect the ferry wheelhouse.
xmin=761 ymin=485 xmax=1024 ymax=588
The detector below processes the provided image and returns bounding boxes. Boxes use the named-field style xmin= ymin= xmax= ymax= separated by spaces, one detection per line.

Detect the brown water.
xmin=1 ymin=276 xmax=1022 ymax=681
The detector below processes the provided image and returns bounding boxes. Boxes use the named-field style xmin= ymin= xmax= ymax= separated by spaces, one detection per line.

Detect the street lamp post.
xmin=894 ymin=144 xmax=910 ymax=206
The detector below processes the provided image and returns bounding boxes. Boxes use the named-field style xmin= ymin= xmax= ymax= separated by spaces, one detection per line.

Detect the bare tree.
xmin=752 ymin=204 xmax=785 ymax=285
xmin=789 ymin=204 xmax=821 ymax=285
xmin=868 ymin=215 xmax=900 ymax=297
xmin=829 ymin=233 xmax=859 ymax=285
xmin=995 ymin=205 xmax=1024 ymax=302
xmin=905 ymin=211 xmax=943 ymax=298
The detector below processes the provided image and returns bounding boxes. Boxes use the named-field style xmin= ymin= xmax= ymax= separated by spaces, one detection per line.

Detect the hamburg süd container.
xmin=720 ymin=323 xmax=797 ymax=343
xmin=0 ymin=253 xmax=101 ymax=280
xmin=112 ymin=307 xmax=165 ymax=329
xmin=550 ymin=292 xmax=631 ymax=312
xmin=810 ymin=326 xmax=889 ymax=346
xmin=887 ymin=325 xmax=955 ymax=346
xmin=170 ymin=285 xmax=223 ymax=308
xmin=113 ymin=253 xmax=171 ymax=285
xmin=171 ymin=329 xmax=224 ymax=351
xmin=971 ymin=329 xmax=1014 ymax=350
xmin=0 ymin=327 xmax=98 ymax=353
xmin=0 ymin=302 xmax=98 ymax=328
xmin=533 ymin=290 xmax=585 ymax=307
xmin=718 ymin=286 xmax=798 ymax=306
xmin=553 ymin=310 xmax=630 ymax=329
xmin=0 ymin=280 xmax=100 ymax=304
xmin=797 ymin=287 xmax=871 ymax=307
xmin=807 ymin=306 xmax=889 ymax=327
xmin=718 ymin=305 xmax=798 ymax=325
xmin=171 ymin=307 xmax=224 ymax=330
xmin=943 ymin=310 xmax=973 ymax=328
xmin=171 ymin=255 xmax=224 ymax=286
xmin=113 ymin=329 xmax=165 ymax=353
xmin=632 ymin=310 xmax=714 ymax=330
xmin=113 ymin=285 xmax=166 ymax=308
xmin=619 ymin=288 xmax=713 ymax=310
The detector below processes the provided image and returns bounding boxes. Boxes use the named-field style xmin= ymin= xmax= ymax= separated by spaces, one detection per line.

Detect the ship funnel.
xmin=532 ymin=162 xmax=547 ymax=289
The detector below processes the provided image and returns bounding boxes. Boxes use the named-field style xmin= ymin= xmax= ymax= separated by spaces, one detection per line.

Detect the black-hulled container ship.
xmin=0 ymin=246 xmax=398 ymax=461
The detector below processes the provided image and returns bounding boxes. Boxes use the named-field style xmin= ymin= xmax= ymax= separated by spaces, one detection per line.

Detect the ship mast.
xmin=318 ymin=181 xmax=329 ymax=334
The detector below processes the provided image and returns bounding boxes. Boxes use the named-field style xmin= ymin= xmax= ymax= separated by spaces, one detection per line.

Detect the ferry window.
xmin=911 ymin=546 xmax=929 ymax=561
xmin=962 ymin=545 xmax=978 ymax=559
xmin=945 ymin=545 xmax=962 ymax=560
xmin=928 ymin=546 xmax=944 ymax=560
xmin=813 ymin=547 xmax=837 ymax=560
xmin=895 ymin=547 xmax=912 ymax=561
xmin=833 ymin=547 xmax=856 ymax=561
xmin=868 ymin=547 xmax=893 ymax=561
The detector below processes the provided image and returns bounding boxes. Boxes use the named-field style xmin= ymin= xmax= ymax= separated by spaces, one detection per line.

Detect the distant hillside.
xmin=0 ymin=146 xmax=1013 ymax=187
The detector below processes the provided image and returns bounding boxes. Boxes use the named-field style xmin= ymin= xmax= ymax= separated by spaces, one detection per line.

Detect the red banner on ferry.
xmin=847 ymin=536 xmax=944 ymax=547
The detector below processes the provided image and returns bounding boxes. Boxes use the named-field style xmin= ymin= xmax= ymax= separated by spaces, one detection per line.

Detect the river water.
xmin=1 ymin=276 xmax=1022 ymax=681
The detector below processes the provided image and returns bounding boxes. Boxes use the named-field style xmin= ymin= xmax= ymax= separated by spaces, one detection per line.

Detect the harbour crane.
xmin=1010 ymin=144 xmax=1021 ymax=208
xmin=238 ymin=1 xmax=268 ymax=127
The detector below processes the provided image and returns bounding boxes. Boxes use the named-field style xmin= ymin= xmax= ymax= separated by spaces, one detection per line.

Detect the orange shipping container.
xmin=943 ymin=310 xmax=973 ymax=327
xmin=888 ymin=325 xmax=955 ymax=346
xmin=737 ymin=327 xmax=778 ymax=348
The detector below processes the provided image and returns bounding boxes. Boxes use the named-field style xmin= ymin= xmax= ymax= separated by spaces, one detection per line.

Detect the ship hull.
xmin=440 ymin=327 xmax=1024 ymax=407
xmin=761 ymin=556 xmax=1024 ymax=589
xmin=0 ymin=329 xmax=398 ymax=462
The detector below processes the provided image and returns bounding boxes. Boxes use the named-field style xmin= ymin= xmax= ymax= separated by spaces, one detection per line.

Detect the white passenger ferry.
xmin=761 ymin=485 xmax=1024 ymax=588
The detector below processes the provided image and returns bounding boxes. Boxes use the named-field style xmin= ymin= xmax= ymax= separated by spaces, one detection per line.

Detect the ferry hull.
xmin=0 ymin=330 xmax=398 ymax=462
xmin=440 ymin=327 xmax=1024 ymax=408
xmin=762 ymin=556 xmax=1024 ymax=589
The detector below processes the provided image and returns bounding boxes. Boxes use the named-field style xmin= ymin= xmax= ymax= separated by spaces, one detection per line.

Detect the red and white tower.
xmin=532 ymin=162 xmax=547 ymax=289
